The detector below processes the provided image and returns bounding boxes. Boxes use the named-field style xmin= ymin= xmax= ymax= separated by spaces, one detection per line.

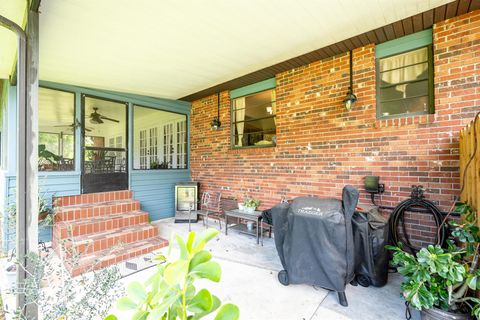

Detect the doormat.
xmin=118 ymin=250 xmax=166 ymax=278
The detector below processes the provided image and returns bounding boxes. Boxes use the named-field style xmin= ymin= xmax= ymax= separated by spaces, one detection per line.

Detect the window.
xmin=376 ymin=29 xmax=433 ymax=118
xmin=39 ymin=87 xmax=75 ymax=171
xmin=231 ymin=79 xmax=276 ymax=148
xmin=133 ymin=105 xmax=187 ymax=169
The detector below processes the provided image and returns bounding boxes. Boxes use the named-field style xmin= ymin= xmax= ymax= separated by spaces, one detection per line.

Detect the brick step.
xmin=53 ymin=210 xmax=149 ymax=239
xmin=54 ymin=199 xmax=141 ymax=222
xmin=53 ymin=190 xmax=132 ymax=207
xmin=67 ymin=237 xmax=168 ymax=277
xmin=57 ymin=223 xmax=158 ymax=258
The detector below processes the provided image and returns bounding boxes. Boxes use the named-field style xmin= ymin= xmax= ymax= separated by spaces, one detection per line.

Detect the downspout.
xmin=0 ymin=12 xmax=39 ymax=319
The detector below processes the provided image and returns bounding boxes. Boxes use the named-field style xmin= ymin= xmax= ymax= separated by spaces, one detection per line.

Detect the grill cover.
xmin=271 ymin=186 xmax=359 ymax=293
xmin=352 ymin=207 xmax=389 ymax=287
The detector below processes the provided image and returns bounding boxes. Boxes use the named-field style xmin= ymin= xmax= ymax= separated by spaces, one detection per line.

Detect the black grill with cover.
xmin=270 ymin=186 xmax=359 ymax=306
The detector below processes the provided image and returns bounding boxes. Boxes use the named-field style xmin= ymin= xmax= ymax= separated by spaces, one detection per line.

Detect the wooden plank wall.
xmin=459 ymin=115 xmax=480 ymax=214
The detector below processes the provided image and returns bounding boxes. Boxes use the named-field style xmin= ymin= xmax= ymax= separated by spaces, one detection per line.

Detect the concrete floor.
xmin=113 ymin=218 xmax=416 ymax=320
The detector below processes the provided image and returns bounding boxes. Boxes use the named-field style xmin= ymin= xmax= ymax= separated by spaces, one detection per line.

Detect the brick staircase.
xmin=52 ymin=190 xmax=168 ymax=276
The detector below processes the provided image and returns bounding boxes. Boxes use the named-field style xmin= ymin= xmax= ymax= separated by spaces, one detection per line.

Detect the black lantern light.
xmin=210 ymin=93 xmax=221 ymax=130
xmin=343 ymin=50 xmax=357 ymax=111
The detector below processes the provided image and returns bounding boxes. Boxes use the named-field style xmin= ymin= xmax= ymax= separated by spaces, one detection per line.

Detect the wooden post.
xmin=16 ymin=6 xmax=39 ymax=319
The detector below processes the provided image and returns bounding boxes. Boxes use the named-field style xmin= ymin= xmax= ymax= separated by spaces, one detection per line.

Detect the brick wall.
xmin=190 ymin=10 xmax=480 ymax=219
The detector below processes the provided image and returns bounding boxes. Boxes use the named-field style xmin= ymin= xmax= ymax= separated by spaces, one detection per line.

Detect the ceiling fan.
xmin=54 ymin=119 xmax=92 ymax=132
xmin=90 ymin=107 xmax=119 ymax=124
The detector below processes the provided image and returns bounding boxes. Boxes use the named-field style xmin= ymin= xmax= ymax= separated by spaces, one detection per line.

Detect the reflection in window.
xmin=38 ymin=88 xmax=75 ymax=171
xmin=377 ymin=46 xmax=433 ymax=118
xmin=133 ymin=105 xmax=187 ymax=169
xmin=232 ymin=89 xmax=276 ymax=148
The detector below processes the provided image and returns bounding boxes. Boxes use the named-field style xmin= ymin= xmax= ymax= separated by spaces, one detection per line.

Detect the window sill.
xmin=375 ymin=113 xmax=435 ymax=128
xmin=228 ymin=145 xmax=277 ymax=155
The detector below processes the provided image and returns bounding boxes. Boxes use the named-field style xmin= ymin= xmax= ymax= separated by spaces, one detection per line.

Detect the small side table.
xmin=224 ymin=209 xmax=264 ymax=245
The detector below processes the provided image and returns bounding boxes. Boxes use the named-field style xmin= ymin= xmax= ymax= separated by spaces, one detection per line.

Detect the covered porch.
xmin=1 ymin=0 xmax=479 ymax=319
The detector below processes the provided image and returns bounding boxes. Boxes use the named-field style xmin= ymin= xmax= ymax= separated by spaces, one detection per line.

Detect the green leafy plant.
xmin=243 ymin=198 xmax=260 ymax=208
xmin=106 ymin=229 xmax=240 ymax=320
xmin=388 ymin=203 xmax=480 ymax=317
xmin=7 ymin=194 xmax=55 ymax=230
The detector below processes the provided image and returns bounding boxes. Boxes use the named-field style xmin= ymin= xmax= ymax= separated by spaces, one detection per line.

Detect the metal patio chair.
xmin=197 ymin=191 xmax=223 ymax=230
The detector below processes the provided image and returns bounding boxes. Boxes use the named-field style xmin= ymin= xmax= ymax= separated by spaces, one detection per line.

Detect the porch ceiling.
xmin=2 ymin=0 xmax=455 ymax=100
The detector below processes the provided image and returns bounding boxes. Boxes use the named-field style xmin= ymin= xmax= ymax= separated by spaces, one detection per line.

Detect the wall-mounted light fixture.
xmin=343 ymin=50 xmax=357 ymax=111
xmin=210 ymin=93 xmax=221 ymax=130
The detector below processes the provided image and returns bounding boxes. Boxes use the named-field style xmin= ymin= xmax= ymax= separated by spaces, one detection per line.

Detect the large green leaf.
xmin=177 ymin=234 xmax=189 ymax=260
xmin=194 ymin=229 xmax=219 ymax=252
xmin=104 ymin=315 xmax=118 ymax=320
xmin=188 ymin=289 xmax=213 ymax=313
xmin=128 ymin=282 xmax=147 ymax=304
xmin=189 ymin=251 xmax=212 ymax=271
xmin=190 ymin=261 xmax=222 ymax=282
xmin=164 ymin=260 xmax=189 ymax=286
xmin=190 ymin=295 xmax=221 ymax=320
xmin=116 ymin=296 xmax=138 ymax=310
xmin=187 ymin=231 xmax=196 ymax=252
xmin=214 ymin=304 xmax=240 ymax=320
xmin=147 ymin=305 xmax=168 ymax=320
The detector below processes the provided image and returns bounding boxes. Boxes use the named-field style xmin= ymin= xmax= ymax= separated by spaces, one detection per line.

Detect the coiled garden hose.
xmin=389 ymin=195 xmax=446 ymax=253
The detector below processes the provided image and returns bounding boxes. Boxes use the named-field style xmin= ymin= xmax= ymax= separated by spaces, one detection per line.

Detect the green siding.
xmin=376 ymin=29 xmax=433 ymax=58
xmin=230 ymin=78 xmax=276 ymax=99
xmin=131 ymin=170 xmax=190 ymax=220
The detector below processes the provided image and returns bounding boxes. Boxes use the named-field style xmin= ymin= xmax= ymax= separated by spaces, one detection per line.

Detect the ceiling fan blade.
xmin=90 ymin=117 xmax=103 ymax=124
xmin=85 ymin=127 xmax=92 ymax=132
xmin=100 ymin=116 xmax=120 ymax=123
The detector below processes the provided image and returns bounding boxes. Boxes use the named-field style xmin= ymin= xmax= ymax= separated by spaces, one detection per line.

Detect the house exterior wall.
xmin=190 ymin=11 xmax=480 ymax=224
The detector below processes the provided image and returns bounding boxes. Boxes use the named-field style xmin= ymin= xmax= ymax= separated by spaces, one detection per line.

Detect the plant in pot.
xmin=243 ymin=198 xmax=260 ymax=214
xmin=234 ymin=193 xmax=247 ymax=211
xmin=388 ymin=203 xmax=480 ymax=320
xmin=7 ymin=194 xmax=56 ymax=229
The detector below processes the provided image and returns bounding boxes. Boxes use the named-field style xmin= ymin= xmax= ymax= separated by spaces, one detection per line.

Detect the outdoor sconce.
xmin=364 ymin=175 xmax=385 ymax=205
xmin=343 ymin=50 xmax=357 ymax=111
xmin=211 ymin=92 xmax=221 ymax=130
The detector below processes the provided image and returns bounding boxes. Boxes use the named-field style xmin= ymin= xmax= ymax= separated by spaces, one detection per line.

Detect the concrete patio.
xmin=111 ymin=218 xmax=417 ymax=320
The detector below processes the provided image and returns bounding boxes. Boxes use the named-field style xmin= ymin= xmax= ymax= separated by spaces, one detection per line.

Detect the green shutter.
xmin=376 ymin=29 xmax=432 ymax=59
xmin=230 ymin=78 xmax=276 ymax=99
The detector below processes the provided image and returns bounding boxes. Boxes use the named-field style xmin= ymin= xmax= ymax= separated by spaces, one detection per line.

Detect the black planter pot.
xmin=421 ymin=307 xmax=471 ymax=320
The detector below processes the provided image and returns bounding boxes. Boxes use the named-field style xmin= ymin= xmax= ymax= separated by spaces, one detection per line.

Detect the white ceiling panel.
xmin=36 ymin=0 xmax=453 ymax=100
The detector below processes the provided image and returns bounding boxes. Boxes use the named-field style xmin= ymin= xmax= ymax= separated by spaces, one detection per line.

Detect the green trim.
xmin=230 ymin=78 xmax=276 ymax=99
xmin=376 ymin=29 xmax=432 ymax=59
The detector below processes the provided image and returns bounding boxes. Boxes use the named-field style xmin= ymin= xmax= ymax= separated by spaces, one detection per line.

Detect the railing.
xmin=459 ymin=115 xmax=480 ymax=213
xmin=84 ymin=146 xmax=127 ymax=174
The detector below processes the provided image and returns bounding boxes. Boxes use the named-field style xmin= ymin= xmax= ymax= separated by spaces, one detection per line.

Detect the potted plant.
xmin=235 ymin=193 xmax=246 ymax=211
xmin=243 ymin=198 xmax=260 ymax=214
xmin=388 ymin=203 xmax=480 ymax=320
xmin=7 ymin=194 xmax=56 ymax=229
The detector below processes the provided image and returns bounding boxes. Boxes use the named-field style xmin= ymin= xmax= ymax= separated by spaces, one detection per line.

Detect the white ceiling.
xmin=2 ymin=0 xmax=454 ymax=100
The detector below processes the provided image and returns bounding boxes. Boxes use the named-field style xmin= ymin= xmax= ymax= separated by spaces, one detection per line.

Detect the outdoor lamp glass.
xmin=210 ymin=117 xmax=221 ymax=130
xmin=343 ymin=87 xmax=357 ymax=111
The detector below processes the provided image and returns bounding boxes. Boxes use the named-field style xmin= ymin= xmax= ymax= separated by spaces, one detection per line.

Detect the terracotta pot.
xmin=421 ymin=307 xmax=471 ymax=320
xmin=38 ymin=211 xmax=49 ymax=221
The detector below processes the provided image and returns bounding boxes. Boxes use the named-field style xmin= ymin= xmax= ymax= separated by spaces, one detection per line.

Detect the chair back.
xmin=200 ymin=191 xmax=222 ymax=213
